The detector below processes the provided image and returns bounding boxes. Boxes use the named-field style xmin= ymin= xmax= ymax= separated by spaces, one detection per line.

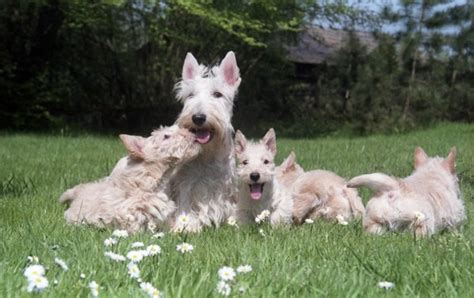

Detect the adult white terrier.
xmin=169 ymin=52 xmax=241 ymax=232
xmin=234 ymin=129 xmax=293 ymax=226
xmin=276 ymin=152 xmax=364 ymax=224
xmin=348 ymin=147 xmax=465 ymax=236
xmin=60 ymin=126 xmax=200 ymax=233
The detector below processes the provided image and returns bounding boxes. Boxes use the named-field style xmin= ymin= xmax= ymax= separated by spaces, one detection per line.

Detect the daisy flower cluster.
xmin=24 ymin=264 xmax=48 ymax=293
xmin=216 ymin=265 xmax=252 ymax=296
xmin=255 ymin=210 xmax=271 ymax=224
xmin=89 ymin=281 xmax=100 ymax=297
xmin=226 ymin=216 xmax=238 ymax=227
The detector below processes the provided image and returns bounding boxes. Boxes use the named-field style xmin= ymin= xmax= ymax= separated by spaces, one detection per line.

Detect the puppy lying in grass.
xmin=234 ymin=129 xmax=293 ymax=226
xmin=348 ymin=147 xmax=465 ymax=236
xmin=276 ymin=152 xmax=365 ymax=224
xmin=59 ymin=126 xmax=201 ymax=233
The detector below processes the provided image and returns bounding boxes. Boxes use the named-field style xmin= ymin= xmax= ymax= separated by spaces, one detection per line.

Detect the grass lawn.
xmin=0 ymin=123 xmax=473 ymax=297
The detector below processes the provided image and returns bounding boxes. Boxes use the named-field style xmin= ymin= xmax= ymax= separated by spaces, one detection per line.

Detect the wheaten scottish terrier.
xmin=234 ymin=129 xmax=293 ymax=226
xmin=169 ymin=51 xmax=241 ymax=233
xmin=59 ymin=126 xmax=200 ymax=233
xmin=348 ymin=147 xmax=465 ymax=236
xmin=277 ymin=152 xmax=364 ymax=224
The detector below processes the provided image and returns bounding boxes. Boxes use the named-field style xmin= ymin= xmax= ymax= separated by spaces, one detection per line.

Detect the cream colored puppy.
xmin=276 ymin=152 xmax=364 ymax=224
xmin=59 ymin=126 xmax=201 ymax=233
xmin=234 ymin=129 xmax=293 ymax=226
xmin=348 ymin=147 xmax=465 ymax=236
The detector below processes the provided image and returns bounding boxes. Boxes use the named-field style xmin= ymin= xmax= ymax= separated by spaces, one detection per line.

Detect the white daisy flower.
xmin=236 ymin=265 xmax=252 ymax=273
xmin=177 ymin=213 xmax=190 ymax=225
xmin=80 ymin=273 xmax=85 ymax=279
xmin=377 ymin=281 xmax=395 ymax=289
xmin=238 ymin=286 xmax=246 ymax=293
xmin=305 ymin=218 xmax=314 ymax=224
xmin=218 ymin=266 xmax=236 ymax=281
xmin=27 ymin=256 xmax=39 ymax=263
xmin=112 ymin=229 xmax=129 ymax=238
xmin=216 ymin=280 xmax=231 ymax=296
xmin=27 ymin=275 xmax=49 ymax=293
xmin=151 ymin=232 xmax=165 ymax=239
xmin=54 ymin=257 xmax=68 ymax=271
xmin=127 ymin=262 xmax=140 ymax=279
xmin=53 ymin=279 xmax=58 ymax=285
xmin=336 ymin=214 xmax=348 ymax=225
xmin=227 ymin=216 xmax=238 ymax=227
xmin=146 ymin=245 xmax=161 ymax=256
xmin=255 ymin=210 xmax=271 ymax=223
xmin=89 ymin=281 xmax=99 ymax=297
xmin=131 ymin=242 xmax=145 ymax=248
xmin=147 ymin=221 xmax=157 ymax=233
xmin=104 ymin=251 xmax=126 ymax=262
xmin=176 ymin=242 xmax=194 ymax=254
xmin=24 ymin=264 xmax=45 ymax=280
xmin=258 ymin=228 xmax=266 ymax=237
xmin=104 ymin=238 xmax=118 ymax=246
xmin=127 ymin=250 xmax=146 ymax=263
xmin=140 ymin=282 xmax=162 ymax=298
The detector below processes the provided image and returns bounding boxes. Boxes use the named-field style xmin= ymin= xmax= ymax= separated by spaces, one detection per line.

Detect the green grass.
xmin=1 ymin=123 xmax=473 ymax=297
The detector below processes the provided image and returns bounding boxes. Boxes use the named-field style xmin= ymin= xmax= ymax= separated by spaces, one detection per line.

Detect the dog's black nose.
xmin=250 ymin=172 xmax=260 ymax=182
xmin=192 ymin=114 xmax=206 ymax=126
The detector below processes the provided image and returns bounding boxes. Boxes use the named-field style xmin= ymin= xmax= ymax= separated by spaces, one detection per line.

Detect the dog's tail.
xmin=59 ymin=188 xmax=76 ymax=205
xmin=347 ymin=173 xmax=399 ymax=192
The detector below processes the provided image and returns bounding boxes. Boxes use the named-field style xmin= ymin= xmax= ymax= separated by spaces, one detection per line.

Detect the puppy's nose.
xmin=250 ymin=172 xmax=260 ymax=182
xmin=192 ymin=114 xmax=206 ymax=126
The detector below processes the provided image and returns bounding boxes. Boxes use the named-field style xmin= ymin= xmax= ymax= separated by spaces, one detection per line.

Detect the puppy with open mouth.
xmin=234 ymin=128 xmax=293 ymax=226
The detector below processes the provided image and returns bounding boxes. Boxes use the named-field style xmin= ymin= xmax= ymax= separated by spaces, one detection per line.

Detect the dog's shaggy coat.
xmin=60 ymin=126 xmax=200 ymax=233
xmin=169 ymin=52 xmax=241 ymax=232
xmin=276 ymin=152 xmax=364 ymax=224
xmin=348 ymin=147 xmax=465 ymax=236
xmin=234 ymin=129 xmax=293 ymax=226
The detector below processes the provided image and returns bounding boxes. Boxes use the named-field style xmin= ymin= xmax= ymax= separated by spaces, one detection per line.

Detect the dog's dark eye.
xmin=263 ymin=159 xmax=270 ymax=165
xmin=242 ymin=160 xmax=248 ymax=165
xmin=164 ymin=134 xmax=170 ymax=140
xmin=213 ymin=91 xmax=223 ymax=98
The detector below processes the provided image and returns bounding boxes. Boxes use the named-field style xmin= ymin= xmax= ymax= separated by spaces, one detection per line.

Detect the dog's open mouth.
xmin=190 ymin=128 xmax=213 ymax=145
xmin=249 ymin=183 xmax=264 ymax=200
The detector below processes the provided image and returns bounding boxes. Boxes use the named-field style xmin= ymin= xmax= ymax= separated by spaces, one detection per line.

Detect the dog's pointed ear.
xmin=234 ymin=130 xmax=247 ymax=156
xmin=280 ymin=151 xmax=296 ymax=172
xmin=262 ymin=128 xmax=277 ymax=156
xmin=414 ymin=146 xmax=428 ymax=169
xmin=182 ymin=52 xmax=199 ymax=81
xmin=120 ymin=134 xmax=146 ymax=160
xmin=443 ymin=146 xmax=457 ymax=174
xmin=220 ymin=51 xmax=241 ymax=87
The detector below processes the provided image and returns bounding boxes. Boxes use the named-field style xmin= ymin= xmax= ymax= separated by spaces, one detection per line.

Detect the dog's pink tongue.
xmin=195 ymin=130 xmax=211 ymax=144
xmin=250 ymin=184 xmax=262 ymax=200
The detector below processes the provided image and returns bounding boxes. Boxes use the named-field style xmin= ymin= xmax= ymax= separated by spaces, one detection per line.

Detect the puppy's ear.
xmin=442 ymin=146 xmax=457 ymax=174
xmin=280 ymin=151 xmax=296 ymax=172
xmin=262 ymin=128 xmax=277 ymax=156
xmin=234 ymin=130 xmax=247 ymax=156
xmin=120 ymin=134 xmax=146 ymax=160
xmin=414 ymin=146 xmax=429 ymax=169
xmin=182 ymin=52 xmax=199 ymax=81
xmin=220 ymin=51 xmax=241 ymax=87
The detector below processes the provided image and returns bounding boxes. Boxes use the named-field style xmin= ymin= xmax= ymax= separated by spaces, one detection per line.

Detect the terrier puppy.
xmin=170 ymin=52 xmax=241 ymax=232
xmin=276 ymin=152 xmax=364 ymax=224
xmin=348 ymin=147 xmax=465 ymax=236
xmin=59 ymin=126 xmax=201 ymax=233
xmin=234 ymin=129 xmax=293 ymax=226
